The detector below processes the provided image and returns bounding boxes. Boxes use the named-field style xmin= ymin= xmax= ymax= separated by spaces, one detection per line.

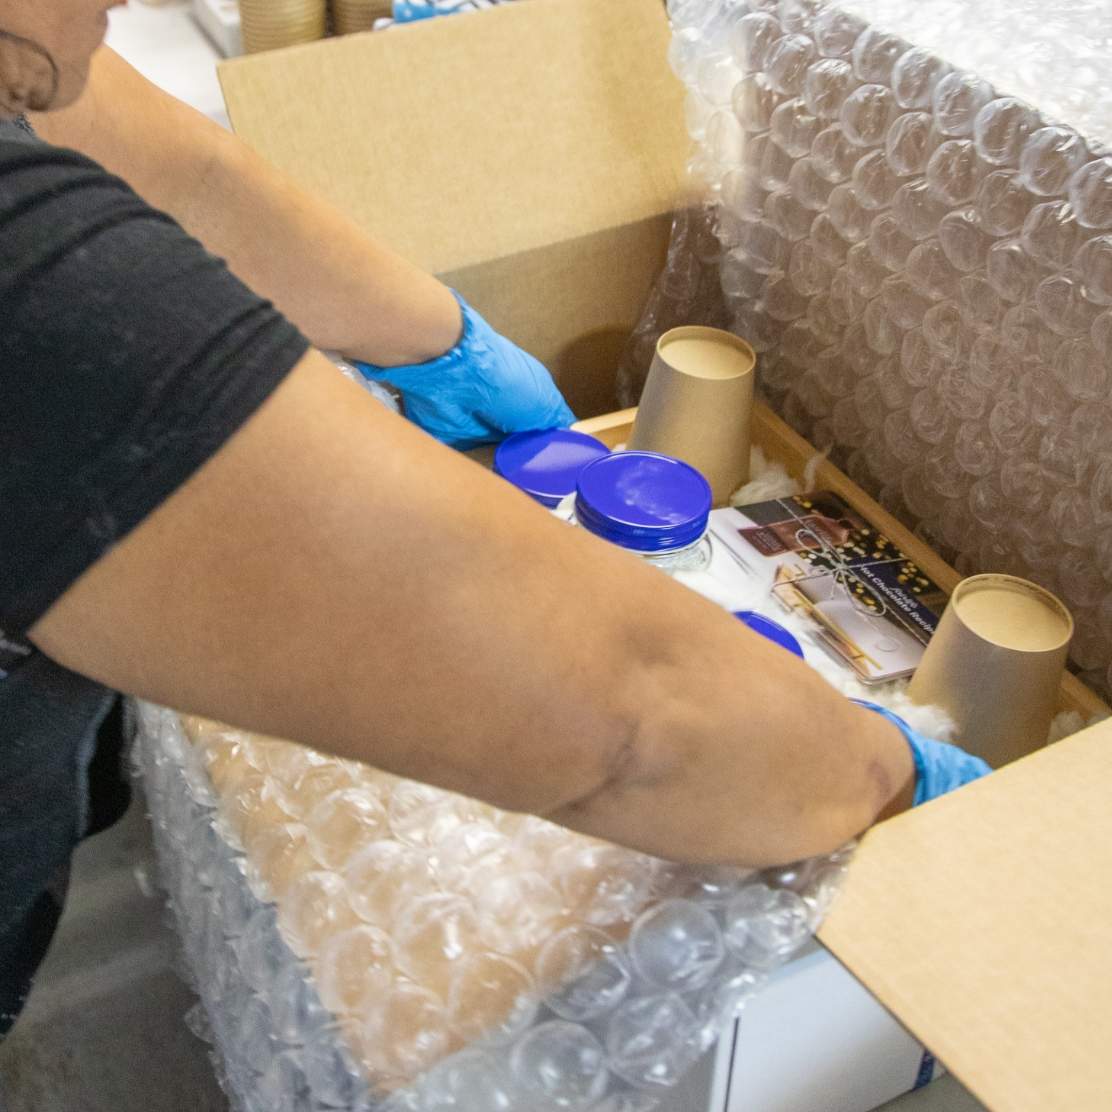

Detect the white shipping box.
xmin=713 ymin=946 xmax=937 ymax=1112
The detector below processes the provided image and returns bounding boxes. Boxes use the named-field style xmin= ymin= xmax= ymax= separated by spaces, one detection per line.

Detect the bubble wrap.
xmin=628 ymin=0 xmax=1112 ymax=698
xmin=134 ymin=699 xmax=852 ymax=1112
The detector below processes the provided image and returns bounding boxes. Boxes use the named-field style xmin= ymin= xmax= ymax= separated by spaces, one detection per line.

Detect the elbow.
xmin=543 ymin=690 xmax=890 ymax=869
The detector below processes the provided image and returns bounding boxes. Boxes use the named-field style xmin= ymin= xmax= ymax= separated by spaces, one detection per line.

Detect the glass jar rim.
xmin=574 ymin=452 xmax=712 ymax=553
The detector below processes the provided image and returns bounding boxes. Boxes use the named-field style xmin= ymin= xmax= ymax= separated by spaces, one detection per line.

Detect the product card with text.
xmin=710 ymin=493 xmax=946 ymax=683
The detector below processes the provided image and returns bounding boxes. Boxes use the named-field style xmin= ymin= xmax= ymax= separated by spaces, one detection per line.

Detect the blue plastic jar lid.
xmin=494 ymin=429 xmax=611 ymax=508
xmin=733 ymin=610 xmax=806 ymax=658
xmin=574 ymin=451 xmax=712 ymax=553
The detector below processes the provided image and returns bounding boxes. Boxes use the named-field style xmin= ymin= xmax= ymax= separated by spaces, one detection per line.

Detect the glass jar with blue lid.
xmin=558 ymin=451 xmax=715 ymax=574
xmin=494 ymin=428 xmax=611 ymax=508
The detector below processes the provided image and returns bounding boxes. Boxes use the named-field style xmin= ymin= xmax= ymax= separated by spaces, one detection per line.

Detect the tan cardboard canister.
xmin=908 ymin=574 xmax=1074 ymax=768
xmin=627 ymin=326 xmax=756 ymax=505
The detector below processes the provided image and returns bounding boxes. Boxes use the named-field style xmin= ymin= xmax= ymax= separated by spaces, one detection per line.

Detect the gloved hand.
xmin=353 ymin=293 xmax=576 ymax=451
xmin=853 ymin=700 xmax=991 ymax=806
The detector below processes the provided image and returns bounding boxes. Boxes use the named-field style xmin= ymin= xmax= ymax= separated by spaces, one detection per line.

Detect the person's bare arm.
xmin=30 ymin=350 xmax=912 ymax=866
xmin=29 ymin=47 xmax=460 ymax=367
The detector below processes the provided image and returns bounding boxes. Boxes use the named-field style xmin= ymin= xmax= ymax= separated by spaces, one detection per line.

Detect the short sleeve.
xmin=0 ymin=138 xmax=311 ymax=635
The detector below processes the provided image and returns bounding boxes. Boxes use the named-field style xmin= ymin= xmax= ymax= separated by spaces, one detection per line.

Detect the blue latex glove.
xmin=853 ymin=700 xmax=991 ymax=806
xmin=391 ymin=0 xmax=442 ymax=22
xmin=392 ymin=0 xmax=509 ymax=22
xmin=353 ymin=293 xmax=575 ymax=450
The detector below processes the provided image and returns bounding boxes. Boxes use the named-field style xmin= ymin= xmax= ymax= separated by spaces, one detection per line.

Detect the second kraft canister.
xmin=907 ymin=574 xmax=1074 ymax=768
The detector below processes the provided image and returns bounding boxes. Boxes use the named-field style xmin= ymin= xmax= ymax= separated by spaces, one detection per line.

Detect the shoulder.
xmin=0 ymin=132 xmax=135 ymax=207
xmin=0 ymin=115 xmax=38 ymax=142
xmin=0 ymin=129 xmax=307 ymax=638
xmin=0 ymin=133 xmax=180 ymax=310
xmin=0 ymin=132 xmax=145 ymax=237
xmin=0 ymin=130 xmax=98 ymax=176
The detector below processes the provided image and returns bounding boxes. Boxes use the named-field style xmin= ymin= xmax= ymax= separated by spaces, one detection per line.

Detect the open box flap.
xmin=218 ymin=0 xmax=688 ymax=412
xmin=819 ymin=717 xmax=1112 ymax=1111
xmin=218 ymin=0 xmax=685 ymax=273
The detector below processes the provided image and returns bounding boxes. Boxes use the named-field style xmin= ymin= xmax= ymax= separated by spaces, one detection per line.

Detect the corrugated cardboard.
xmin=820 ymin=718 xmax=1112 ymax=1111
xmin=216 ymin=3 xmax=1112 ymax=1107
xmin=218 ymin=0 xmax=688 ymax=417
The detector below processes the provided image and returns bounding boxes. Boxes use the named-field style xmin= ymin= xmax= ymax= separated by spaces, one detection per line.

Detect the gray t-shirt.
xmin=0 ymin=121 xmax=36 ymax=679
xmin=2 ymin=115 xmax=36 ymax=143
xmin=0 ymin=118 xmax=37 ymax=679
xmin=0 ymin=113 xmax=117 ymax=1034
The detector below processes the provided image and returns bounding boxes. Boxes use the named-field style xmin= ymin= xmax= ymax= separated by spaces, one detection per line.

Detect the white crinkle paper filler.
xmin=730 ymin=444 xmax=800 ymax=502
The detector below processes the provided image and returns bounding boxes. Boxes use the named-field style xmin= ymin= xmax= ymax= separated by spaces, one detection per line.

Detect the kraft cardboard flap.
xmin=819 ymin=719 xmax=1112 ymax=1111
xmin=218 ymin=0 xmax=687 ymax=276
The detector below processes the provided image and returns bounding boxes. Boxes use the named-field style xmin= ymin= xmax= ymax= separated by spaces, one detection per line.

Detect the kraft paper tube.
xmin=240 ymin=0 xmax=326 ymax=52
xmin=907 ymin=574 xmax=1074 ymax=768
xmin=332 ymin=0 xmax=390 ymax=32
xmin=627 ymin=326 xmax=756 ymax=505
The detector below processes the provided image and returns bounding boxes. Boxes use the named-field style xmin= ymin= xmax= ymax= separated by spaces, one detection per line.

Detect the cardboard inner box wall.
xmin=220 ymin=2 xmax=1112 ymax=1109
xmin=218 ymin=0 xmax=688 ymax=419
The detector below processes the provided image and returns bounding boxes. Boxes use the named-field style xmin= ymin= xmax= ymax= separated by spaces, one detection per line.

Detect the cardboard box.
xmin=219 ymin=3 xmax=1112 ymax=1109
xmin=578 ymin=410 xmax=1109 ymax=1112
xmin=218 ymin=0 xmax=689 ymax=418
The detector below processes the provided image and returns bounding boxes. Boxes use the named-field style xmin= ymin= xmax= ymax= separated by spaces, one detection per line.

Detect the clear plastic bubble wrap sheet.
xmin=134 ymin=702 xmax=851 ymax=1112
xmin=627 ymin=0 xmax=1112 ymax=697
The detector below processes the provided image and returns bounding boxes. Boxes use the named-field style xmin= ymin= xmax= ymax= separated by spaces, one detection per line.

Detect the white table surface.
xmin=106 ymin=0 xmax=228 ymax=126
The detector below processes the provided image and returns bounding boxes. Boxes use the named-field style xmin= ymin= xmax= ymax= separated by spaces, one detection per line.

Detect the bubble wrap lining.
xmin=136 ymin=698 xmax=856 ymax=1112
xmin=837 ymin=0 xmax=1112 ymax=151
xmin=627 ymin=0 xmax=1112 ymax=700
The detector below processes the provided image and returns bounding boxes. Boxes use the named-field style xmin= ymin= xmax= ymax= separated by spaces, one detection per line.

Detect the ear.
xmin=0 ymin=32 xmax=59 ymax=115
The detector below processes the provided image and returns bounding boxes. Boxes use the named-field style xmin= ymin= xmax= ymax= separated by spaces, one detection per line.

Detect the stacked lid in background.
xmin=239 ymin=0 xmax=327 ymax=53
xmin=238 ymin=0 xmax=390 ymax=53
xmin=332 ymin=0 xmax=393 ymax=35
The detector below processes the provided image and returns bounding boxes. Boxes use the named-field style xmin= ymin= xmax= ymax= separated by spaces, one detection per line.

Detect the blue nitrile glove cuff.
xmin=852 ymin=699 xmax=992 ymax=806
xmin=352 ymin=292 xmax=576 ymax=451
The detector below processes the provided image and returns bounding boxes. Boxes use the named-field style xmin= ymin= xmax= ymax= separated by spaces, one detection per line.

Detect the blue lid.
xmin=494 ymin=429 xmax=611 ymax=508
xmin=733 ymin=610 xmax=806 ymax=658
xmin=574 ymin=451 xmax=712 ymax=553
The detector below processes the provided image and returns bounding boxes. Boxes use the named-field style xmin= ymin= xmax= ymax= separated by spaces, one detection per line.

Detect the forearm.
xmin=544 ymin=572 xmax=915 ymax=862
xmin=30 ymin=352 xmax=912 ymax=866
xmin=552 ymin=643 xmax=913 ymax=864
xmin=31 ymin=47 xmax=459 ymax=365
xmin=178 ymin=131 xmax=462 ymax=364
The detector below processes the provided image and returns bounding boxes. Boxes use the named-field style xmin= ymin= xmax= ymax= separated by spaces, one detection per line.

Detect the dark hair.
xmin=0 ymin=31 xmax=60 ymax=114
